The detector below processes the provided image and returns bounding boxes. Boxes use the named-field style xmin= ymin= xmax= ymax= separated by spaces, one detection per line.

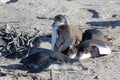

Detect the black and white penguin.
xmin=20 ymin=48 xmax=87 ymax=73
xmin=74 ymin=39 xmax=111 ymax=60
xmin=52 ymin=14 xmax=83 ymax=55
xmin=82 ymin=29 xmax=108 ymax=42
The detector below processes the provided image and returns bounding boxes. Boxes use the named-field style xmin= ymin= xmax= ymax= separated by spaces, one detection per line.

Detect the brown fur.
xmin=54 ymin=25 xmax=83 ymax=53
xmin=91 ymin=34 xmax=108 ymax=41
xmin=82 ymin=29 xmax=108 ymax=42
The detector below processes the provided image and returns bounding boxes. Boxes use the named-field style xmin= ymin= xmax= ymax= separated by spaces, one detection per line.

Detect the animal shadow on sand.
xmin=87 ymin=9 xmax=100 ymax=18
xmin=86 ymin=20 xmax=120 ymax=28
xmin=0 ymin=64 xmax=26 ymax=71
xmin=40 ymin=34 xmax=52 ymax=43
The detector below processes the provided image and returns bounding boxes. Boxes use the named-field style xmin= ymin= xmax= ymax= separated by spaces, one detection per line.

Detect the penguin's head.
xmin=52 ymin=14 xmax=67 ymax=28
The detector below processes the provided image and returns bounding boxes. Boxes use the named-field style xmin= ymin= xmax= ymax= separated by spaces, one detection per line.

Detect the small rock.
xmin=94 ymin=75 xmax=100 ymax=79
xmin=90 ymin=69 xmax=95 ymax=73
xmin=112 ymin=14 xmax=117 ymax=18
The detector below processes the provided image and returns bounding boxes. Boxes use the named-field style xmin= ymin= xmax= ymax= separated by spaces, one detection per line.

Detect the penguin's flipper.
xmin=90 ymin=46 xmax=101 ymax=58
xmin=20 ymin=51 xmax=51 ymax=72
xmin=28 ymin=58 xmax=54 ymax=73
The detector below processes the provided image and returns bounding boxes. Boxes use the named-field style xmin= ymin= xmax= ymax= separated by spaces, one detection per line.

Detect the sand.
xmin=0 ymin=0 xmax=120 ymax=80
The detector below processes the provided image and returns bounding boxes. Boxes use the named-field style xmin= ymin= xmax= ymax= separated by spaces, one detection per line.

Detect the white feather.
xmin=98 ymin=46 xmax=111 ymax=55
xmin=69 ymin=54 xmax=76 ymax=59
xmin=80 ymin=52 xmax=91 ymax=59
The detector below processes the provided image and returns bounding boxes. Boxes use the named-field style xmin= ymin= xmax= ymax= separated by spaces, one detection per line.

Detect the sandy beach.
xmin=0 ymin=0 xmax=120 ymax=80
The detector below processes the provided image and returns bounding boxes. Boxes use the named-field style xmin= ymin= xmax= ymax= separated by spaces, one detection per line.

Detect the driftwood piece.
xmin=0 ymin=24 xmax=41 ymax=58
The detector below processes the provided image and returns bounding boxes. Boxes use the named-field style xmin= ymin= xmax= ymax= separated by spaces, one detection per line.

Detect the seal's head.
xmin=52 ymin=14 xmax=67 ymax=28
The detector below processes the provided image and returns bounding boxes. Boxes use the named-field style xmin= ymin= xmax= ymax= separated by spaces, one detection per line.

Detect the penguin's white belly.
xmin=79 ymin=46 xmax=111 ymax=60
xmin=98 ymin=46 xmax=111 ymax=55
xmin=52 ymin=27 xmax=58 ymax=50
xmin=80 ymin=52 xmax=91 ymax=59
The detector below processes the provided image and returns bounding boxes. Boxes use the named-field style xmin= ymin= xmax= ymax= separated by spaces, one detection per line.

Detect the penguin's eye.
xmin=55 ymin=17 xmax=61 ymax=21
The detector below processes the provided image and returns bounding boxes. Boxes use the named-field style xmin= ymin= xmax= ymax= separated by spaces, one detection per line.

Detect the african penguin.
xmin=52 ymin=14 xmax=83 ymax=55
xmin=75 ymin=39 xmax=111 ymax=60
xmin=20 ymin=47 xmax=87 ymax=73
xmin=68 ymin=39 xmax=111 ymax=60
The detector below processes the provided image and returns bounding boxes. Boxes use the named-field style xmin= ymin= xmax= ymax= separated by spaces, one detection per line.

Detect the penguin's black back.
xmin=82 ymin=29 xmax=104 ymax=41
xmin=77 ymin=39 xmax=109 ymax=49
xmin=20 ymin=48 xmax=78 ymax=73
